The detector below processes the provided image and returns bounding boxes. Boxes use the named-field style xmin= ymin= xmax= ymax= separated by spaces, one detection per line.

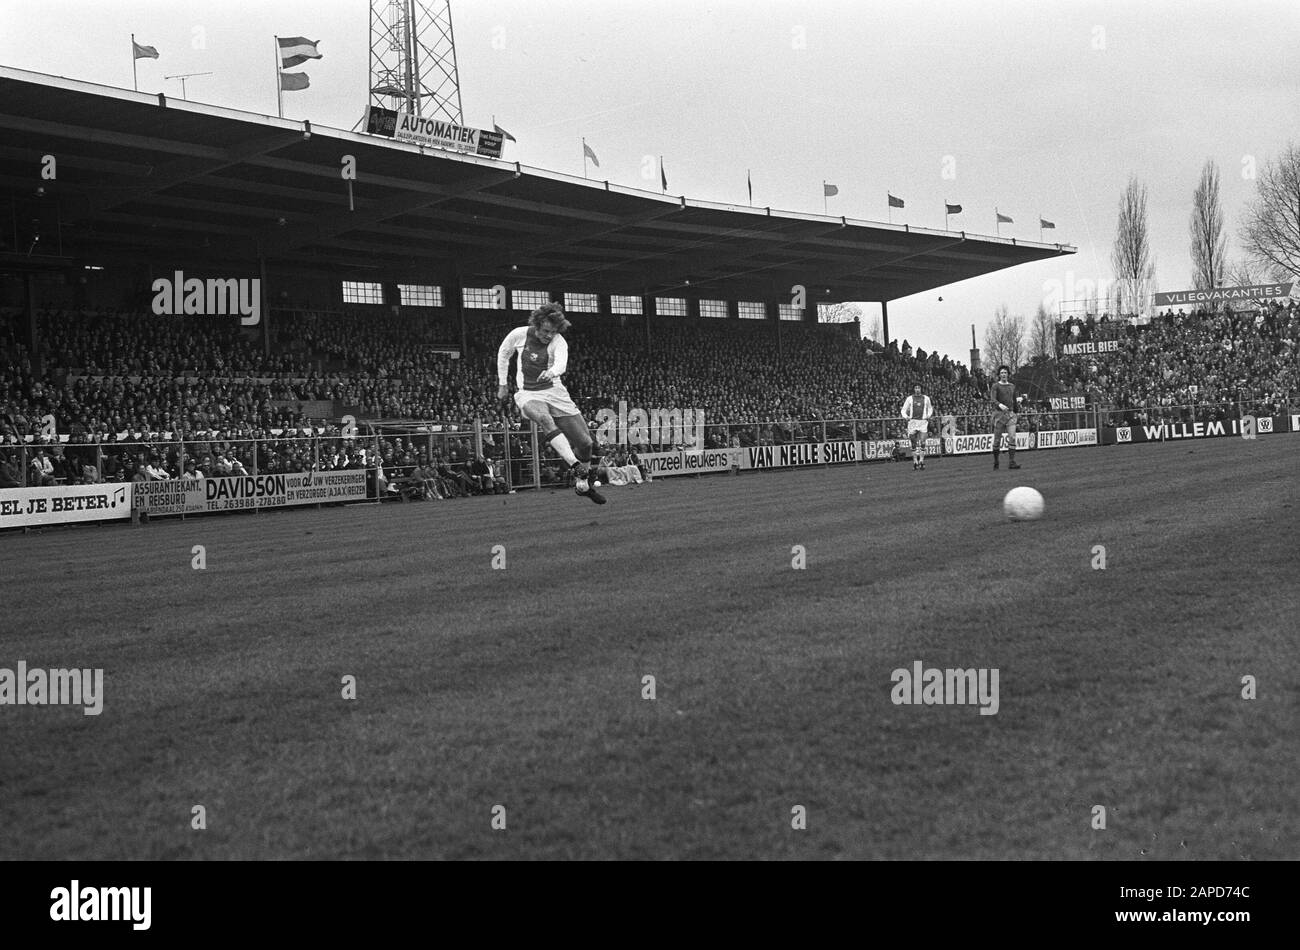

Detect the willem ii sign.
xmin=1154 ymin=282 xmax=1293 ymax=307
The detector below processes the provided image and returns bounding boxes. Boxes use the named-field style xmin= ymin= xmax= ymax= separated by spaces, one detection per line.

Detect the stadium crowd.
xmin=3 ymin=298 xmax=1297 ymax=491
xmin=1056 ymin=300 xmax=1299 ymax=424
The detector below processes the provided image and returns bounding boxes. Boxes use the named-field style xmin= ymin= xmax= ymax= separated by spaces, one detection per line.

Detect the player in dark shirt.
xmin=988 ymin=365 xmax=1022 ymax=470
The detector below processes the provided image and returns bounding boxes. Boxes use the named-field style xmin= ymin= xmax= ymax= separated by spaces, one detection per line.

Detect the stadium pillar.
xmin=259 ymin=257 xmax=270 ymax=358
xmin=448 ymin=278 xmax=466 ymax=355
xmin=880 ymin=299 xmax=890 ymax=346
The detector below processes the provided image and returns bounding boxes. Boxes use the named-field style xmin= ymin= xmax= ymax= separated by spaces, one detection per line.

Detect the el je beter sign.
xmin=0 ymin=484 xmax=131 ymax=527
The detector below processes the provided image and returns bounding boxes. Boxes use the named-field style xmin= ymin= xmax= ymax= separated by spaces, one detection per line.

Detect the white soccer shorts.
xmin=515 ymin=383 xmax=580 ymax=418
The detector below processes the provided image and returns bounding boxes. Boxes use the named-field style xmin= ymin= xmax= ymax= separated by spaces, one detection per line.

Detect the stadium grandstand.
xmin=3 ymin=62 xmax=1295 ymax=514
xmin=0 ymin=64 xmax=1084 ymax=502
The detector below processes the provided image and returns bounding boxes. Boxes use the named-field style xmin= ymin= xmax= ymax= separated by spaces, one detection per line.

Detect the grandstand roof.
xmin=0 ymin=66 xmax=1074 ymax=302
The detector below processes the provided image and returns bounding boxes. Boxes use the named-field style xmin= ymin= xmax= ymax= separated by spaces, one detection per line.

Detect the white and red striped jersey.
xmin=496 ymin=326 xmax=569 ymax=392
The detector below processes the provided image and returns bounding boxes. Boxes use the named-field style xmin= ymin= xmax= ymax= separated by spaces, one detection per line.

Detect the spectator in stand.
xmin=0 ymin=451 xmax=20 ymax=488
xmin=406 ymin=458 xmax=442 ymax=499
xmin=51 ymin=450 xmax=77 ymax=484
xmin=30 ymin=448 xmax=56 ymax=486
xmin=432 ymin=452 xmax=473 ymax=497
xmin=467 ymin=455 xmax=498 ymax=494
xmin=626 ymin=447 xmax=650 ymax=482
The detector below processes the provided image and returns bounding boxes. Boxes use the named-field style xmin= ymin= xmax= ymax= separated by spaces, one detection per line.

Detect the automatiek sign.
xmin=364 ymin=106 xmax=504 ymax=158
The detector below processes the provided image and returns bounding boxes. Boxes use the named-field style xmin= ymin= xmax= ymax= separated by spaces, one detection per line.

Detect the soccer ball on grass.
xmin=1003 ymin=486 xmax=1044 ymax=521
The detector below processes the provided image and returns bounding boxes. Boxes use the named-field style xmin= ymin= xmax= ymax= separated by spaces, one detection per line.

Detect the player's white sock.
xmin=549 ymin=432 xmax=578 ymax=466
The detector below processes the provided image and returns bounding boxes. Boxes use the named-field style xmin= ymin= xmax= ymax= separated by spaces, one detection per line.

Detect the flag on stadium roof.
xmin=1040 ymin=218 xmax=1055 ymax=229
xmin=996 ymin=211 xmax=1014 ymax=223
xmin=132 ymin=40 xmax=159 ymax=60
xmin=823 ymin=183 xmax=839 ymax=196
xmin=583 ymin=141 xmax=600 ymax=167
xmin=660 ymin=157 xmax=668 ymax=192
xmin=747 ymin=169 xmax=753 ymax=204
xmin=279 ymin=72 xmax=310 ymax=91
xmin=946 ymin=203 xmax=962 ymax=215
xmin=494 ymin=123 xmax=517 ymax=143
xmin=278 ymin=37 xmax=323 ymax=69
xmin=888 ymin=193 xmax=904 ymax=209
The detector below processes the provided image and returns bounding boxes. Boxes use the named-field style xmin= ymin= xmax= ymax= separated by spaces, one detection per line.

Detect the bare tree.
xmin=819 ymin=301 xmax=863 ymax=323
xmin=1111 ymin=176 xmax=1158 ymax=316
xmin=1225 ymin=257 xmax=1282 ymax=288
xmin=1239 ymin=142 xmax=1300 ymax=285
xmin=868 ymin=313 xmax=883 ymax=342
xmin=1006 ymin=313 xmax=1025 ymax=368
xmin=1028 ymin=301 xmax=1055 ymax=359
xmin=1190 ymin=159 xmax=1228 ymax=291
xmin=983 ymin=304 xmax=1008 ymax=369
xmin=1107 ymin=281 xmax=1123 ymax=318
xmin=983 ymin=304 xmax=1026 ymax=370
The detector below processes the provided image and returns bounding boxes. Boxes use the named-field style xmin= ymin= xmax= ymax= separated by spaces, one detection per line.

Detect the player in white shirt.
xmin=497 ymin=302 xmax=605 ymax=504
xmin=900 ymin=384 xmax=934 ymax=471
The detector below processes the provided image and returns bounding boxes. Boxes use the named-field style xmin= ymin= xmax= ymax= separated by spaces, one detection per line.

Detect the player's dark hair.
xmin=998 ymin=364 xmax=1011 ymax=375
xmin=529 ymin=302 xmax=571 ymax=333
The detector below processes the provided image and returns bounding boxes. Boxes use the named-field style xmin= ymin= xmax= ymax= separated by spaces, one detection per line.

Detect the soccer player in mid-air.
xmin=497 ymin=302 xmax=606 ymax=504
xmin=900 ymin=383 xmax=934 ymax=470
xmin=989 ymin=364 xmax=1022 ymax=470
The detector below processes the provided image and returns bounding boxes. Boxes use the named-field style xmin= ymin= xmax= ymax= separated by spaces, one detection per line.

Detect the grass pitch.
xmin=2 ymin=436 xmax=1296 ymax=860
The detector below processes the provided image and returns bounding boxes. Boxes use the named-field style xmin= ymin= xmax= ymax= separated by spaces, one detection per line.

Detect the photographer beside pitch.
xmin=989 ymin=365 xmax=1022 ymax=470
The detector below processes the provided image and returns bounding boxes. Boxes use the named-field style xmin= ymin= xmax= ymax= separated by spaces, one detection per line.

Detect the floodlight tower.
xmin=369 ymin=0 xmax=464 ymax=122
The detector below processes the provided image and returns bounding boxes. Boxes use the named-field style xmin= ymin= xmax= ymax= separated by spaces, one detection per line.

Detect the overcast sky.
xmin=2 ymin=0 xmax=1295 ymax=362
